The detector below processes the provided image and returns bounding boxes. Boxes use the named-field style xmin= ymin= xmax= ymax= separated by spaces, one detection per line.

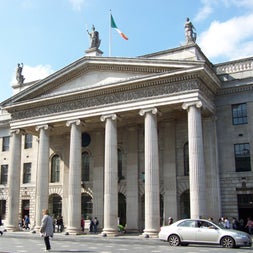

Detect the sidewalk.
xmin=1 ymin=230 xmax=156 ymax=244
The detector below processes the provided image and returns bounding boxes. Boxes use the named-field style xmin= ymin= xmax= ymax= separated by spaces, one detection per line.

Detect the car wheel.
xmin=168 ymin=234 xmax=180 ymax=246
xmin=220 ymin=236 xmax=235 ymax=248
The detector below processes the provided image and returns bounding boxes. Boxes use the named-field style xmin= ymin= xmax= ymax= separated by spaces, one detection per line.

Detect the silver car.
xmin=158 ymin=218 xmax=252 ymax=248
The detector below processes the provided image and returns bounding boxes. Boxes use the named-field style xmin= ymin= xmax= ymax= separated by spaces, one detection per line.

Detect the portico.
xmin=2 ymin=44 xmax=221 ymax=236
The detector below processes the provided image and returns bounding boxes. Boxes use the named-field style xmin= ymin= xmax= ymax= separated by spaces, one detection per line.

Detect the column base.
xmin=66 ymin=226 xmax=82 ymax=235
xmin=142 ymin=229 xmax=159 ymax=238
xmin=33 ymin=225 xmax=41 ymax=233
xmin=102 ymin=228 xmax=119 ymax=237
xmin=5 ymin=225 xmax=19 ymax=232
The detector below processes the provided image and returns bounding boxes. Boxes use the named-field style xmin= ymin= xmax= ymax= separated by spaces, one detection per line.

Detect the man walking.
xmin=40 ymin=209 xmax=54 ymax=251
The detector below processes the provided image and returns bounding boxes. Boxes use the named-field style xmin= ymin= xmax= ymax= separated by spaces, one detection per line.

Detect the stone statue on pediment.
xmin=16 ymin=63 xmax=25 ymax=84
xmin=86 ymin=25 xmax=101 ymax=49
xmin=185 ymin=17 xmax=197 ymax=44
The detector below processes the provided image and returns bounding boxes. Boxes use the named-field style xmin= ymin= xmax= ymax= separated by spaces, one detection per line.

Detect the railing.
xmin=215 ymin=58 xmax=253 ymax=74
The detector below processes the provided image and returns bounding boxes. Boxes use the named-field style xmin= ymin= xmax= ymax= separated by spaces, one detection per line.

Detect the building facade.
xmin=0 ymin=43 xmax=253 ymax=236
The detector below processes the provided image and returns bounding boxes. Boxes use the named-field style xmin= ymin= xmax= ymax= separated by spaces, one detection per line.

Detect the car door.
xmin=176 ymin=220 xmax=197 ymax=242
xmin=195 ymin=220 xmax=220 ymax=243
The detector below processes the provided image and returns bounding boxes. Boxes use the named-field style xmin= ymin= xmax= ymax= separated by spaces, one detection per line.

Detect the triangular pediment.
xmin=1 ymin=44 xmax=218 ymax=109
xmin=42 ymin=69 xmax=149 ymax=98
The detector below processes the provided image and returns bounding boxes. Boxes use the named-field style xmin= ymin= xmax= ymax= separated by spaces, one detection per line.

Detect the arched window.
xmin=51 ymin=155 xmax=60 ymax=183
xmin=118 ymin=149 xmax=124 ymax=181
xmin=184 ymin=142 xmax=189 ymax=176
xmin=82 ymin=151 xmax=90 ymax=181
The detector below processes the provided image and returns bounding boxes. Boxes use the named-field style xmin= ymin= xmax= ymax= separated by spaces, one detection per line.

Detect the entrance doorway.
xmin=48 ymin=194 xmax=62 ymax=217
xmin=180 ymin=189 xmax=190 ymax=219
xmin=118 ymin=193 xmax=126 ymax=226
xmin=21 ymin=200 xmax=30 ymax=219
xmin=237 ymin=194 xmax=253 ymax=226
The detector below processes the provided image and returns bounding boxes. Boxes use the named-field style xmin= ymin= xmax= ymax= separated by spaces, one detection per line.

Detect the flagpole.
xmin=109 ymin=9 xmax=112 ymax=57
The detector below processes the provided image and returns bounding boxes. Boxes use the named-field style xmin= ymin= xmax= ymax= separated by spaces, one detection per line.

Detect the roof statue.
xmin=184 ymin=17 xmax=197 ymax=44
xmin=16 ymin=63 xmax=25 ymax=85
xmin=86 ymin=25 xmax=101 ymax=49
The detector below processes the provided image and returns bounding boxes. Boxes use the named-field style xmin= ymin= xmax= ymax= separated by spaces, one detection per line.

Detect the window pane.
xmin=51 ymin=155 xmax=60 ymax=183
xmin=118 ymin=149 xmax=124 ymax=181
xmin=23 ymin=163 xmax=31 ymax=183
xmin=2 ymin=137 xmax=10 ymax=152
xmin=234 ymin=143 xmax=251 ymax=172
xmin=81 ymin=152 xmax=89 ymax=181
xmin=24 ymin=134 xmax=33 ymax=149
xmin=232 ymin=103 xmax=248 ymax=125
xmin=0 ymin=165 xmax=8 ymax=185
xmin=184 ymin=142 xmax=189 ymax=176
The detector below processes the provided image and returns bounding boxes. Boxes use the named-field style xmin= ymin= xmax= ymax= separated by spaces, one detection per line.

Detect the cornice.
xmin=10 ymin=76 xmax=214 ymax=121
xmin=217 ymin=83 xmax=253 ymax=96
xmin=8 ymin=71 xmax=201 ymax=111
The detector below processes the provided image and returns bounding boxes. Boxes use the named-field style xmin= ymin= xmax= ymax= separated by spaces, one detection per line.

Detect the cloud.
xmin=11 ymin=64 xmax=54 ymax=84
xmin=198 ymin=14 xmax=253 ymax=62
xmin=68 ymin=0 xmax=85 ymax=11
xmin=194 ymin=0 xmax=253 ymax=22
xmin=194 ymin=1 xmax=213 ymax=22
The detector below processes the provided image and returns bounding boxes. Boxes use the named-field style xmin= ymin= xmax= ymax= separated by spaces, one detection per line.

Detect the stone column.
xmin=100 ymin=114 xmax=118 ymax=236
xmin=182 ymin=101 xmax=206 ymax=219
xmin=92 ymin=131 xmax=104 ymax=227
xmin=66 ymin=119 xmax=82 ymax=234
xmin=203 ymin=116 xmax=221 ymax=220
xmin=35 ymin=124 xmax=50 ymax=229
xmin=5 ymin=129 xmax=22 ymax=231
xmin=139 ymin=108 xmax=160 ymax=237
xmin=162 ymin=120 xmax=177 ymax=222
xmin=126 ymin=127 xmax=139 ymax=231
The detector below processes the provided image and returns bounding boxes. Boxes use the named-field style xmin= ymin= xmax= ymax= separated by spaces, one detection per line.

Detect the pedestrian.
xmin=168 ymin=217 xmax=173 ymax=225
xmin=81 ymin=217 xmax=85 ymax=232
xmin=93 ymin=217 xmax=99 ymax=233
xmin=245 ymin=217 xmax=253 ymax=234
xmin=56 ymin=215 xmax=64 ymax=232
xmin=232 ymin=217 xmax=242 ymax=231
xmin=0 ymin=216 xmax=3 ymax=236
xmin=23 ymin=215 xmax=30 ymax=230
xmin=40 ymin=209 xmax=54 ymax=251
xmin=89 ymin=217 xmax=94 ymax=233
xmin=224 ymin=217 xmax=230 ymax=229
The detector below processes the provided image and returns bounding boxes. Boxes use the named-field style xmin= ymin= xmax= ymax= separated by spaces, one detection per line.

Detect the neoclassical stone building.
xmin=0 ymin=43 xmax=253 ymax=236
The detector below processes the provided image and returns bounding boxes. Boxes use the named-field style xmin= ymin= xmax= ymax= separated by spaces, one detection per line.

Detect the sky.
xmin=1 ymin=0 xmax=253 ymax=102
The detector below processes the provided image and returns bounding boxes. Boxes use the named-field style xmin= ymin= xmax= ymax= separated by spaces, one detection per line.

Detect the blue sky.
xmin=1 ymin=0 xmax=253 ymax=102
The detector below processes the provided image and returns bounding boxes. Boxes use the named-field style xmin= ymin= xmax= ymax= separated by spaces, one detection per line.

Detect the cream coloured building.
xmin=0 ymin=43 xmax=253 ymax=236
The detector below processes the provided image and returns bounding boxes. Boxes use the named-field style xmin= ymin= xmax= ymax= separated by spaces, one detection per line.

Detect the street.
xmin=0 ymin=232 xmax=252 ymax=253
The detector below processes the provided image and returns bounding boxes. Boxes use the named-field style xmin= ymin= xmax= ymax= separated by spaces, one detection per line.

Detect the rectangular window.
xmin=232 ymin=103 xmax=248 ymax=125
xmin=2 ymin=136 xmax=10 ymax=152
xmin=0 ymin=165 xmax=8 ymax=185
xmin=24 ymin=134 xmax=33 ymax=149
xmin=234 ymin=143 xmax=251 ymax=172
xmin=23 ymin=163 xmax=32 ymax=184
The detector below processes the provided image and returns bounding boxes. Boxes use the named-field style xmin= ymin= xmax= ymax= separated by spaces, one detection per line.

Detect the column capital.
xmin=100 ymin=114 xmax=117 ymax=122
xmin=35 ymin=124 xmax=50 ymax=132
xmin=10 ymin=128 xmax=24 ymax=135
xmin=66 ymin=119 xmax=82 ymax=127
xmin=139 ymin=107 xmax=159 ymax=116
xmin=182 ymin=101 xmax=202 ymax=111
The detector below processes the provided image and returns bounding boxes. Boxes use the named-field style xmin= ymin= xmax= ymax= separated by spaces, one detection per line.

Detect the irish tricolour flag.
xmin=111 ymin=14 xmax=128 ymax=40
